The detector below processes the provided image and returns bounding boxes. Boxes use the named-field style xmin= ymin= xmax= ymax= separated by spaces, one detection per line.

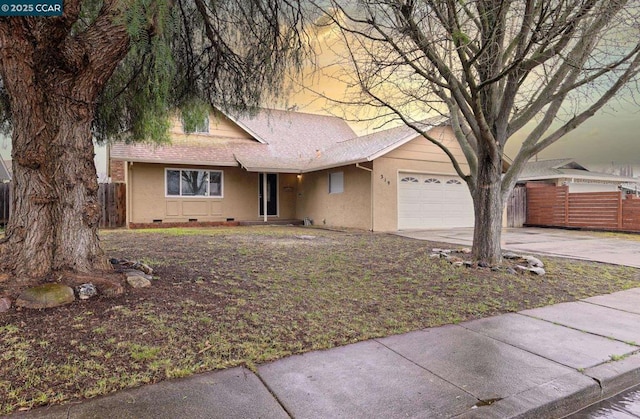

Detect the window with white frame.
xmin=166 ymin=168 xmax=223 ymax=197
xmin=329 ymin=171 xmax=344 ymax=194
xmin=182 ymin=114 xmax=209 ymax=134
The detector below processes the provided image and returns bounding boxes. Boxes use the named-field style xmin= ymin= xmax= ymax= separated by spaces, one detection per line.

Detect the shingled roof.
xmin=111 ymin=109 xmax=450 ymax=173
xmin=299 ymin=115 xmax=449 ymax=172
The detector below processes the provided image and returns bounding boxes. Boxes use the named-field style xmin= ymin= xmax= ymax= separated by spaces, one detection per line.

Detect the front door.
xmin=259 ymin=173 xmax=278 ymax=216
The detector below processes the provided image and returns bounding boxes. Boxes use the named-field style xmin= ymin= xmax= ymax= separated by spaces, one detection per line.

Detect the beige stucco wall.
xmin=168 ymin=110 xmax=253 ymax=142
xmin=124 ymin=123 xmax=474 ymax=230
xmin=294 ymin=126 xmax=472 ymax=232
xmin=372 ymin=126 xmax=470 ymax=232
xmin=127 ymin=162 xmax=297 ymax=223
xmin=295 ymin=164 xmax=372 ymax=230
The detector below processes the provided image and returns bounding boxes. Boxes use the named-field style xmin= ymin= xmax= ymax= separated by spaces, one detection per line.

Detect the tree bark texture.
xmin=471 ymin=148 xmax=504 ymax=266
xmin=0 ymin=13 xmax=129 ymax=280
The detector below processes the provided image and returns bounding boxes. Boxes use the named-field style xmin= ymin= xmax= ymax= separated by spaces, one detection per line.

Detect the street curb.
xmin=455 ymin=354 xmax=640 ymax=418
xmin=454 ymin=372 xmax=600 ymax=418
xmin=584 ymin=351 xmax=640 ymax=399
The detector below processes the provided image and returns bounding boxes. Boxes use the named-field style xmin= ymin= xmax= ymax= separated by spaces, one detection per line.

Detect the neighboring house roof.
xmin=518 ymin=158 xmax=638 ymax=184
xmin=112 ymin=108 xmax=451 ymax=173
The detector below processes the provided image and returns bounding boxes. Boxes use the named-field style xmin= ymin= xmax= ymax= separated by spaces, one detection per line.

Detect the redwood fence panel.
xmin=526 ymin=184 xmax=569 ymax=226
xmin=526 ymin=183 xmax=640 ymax=233
xmin=623 ymin=197 xmax=640 ymax=231
xmin=0 ymin=182 xmax=125 ymax=229
xmin=567 ymin=192 xmax=620 ymax=229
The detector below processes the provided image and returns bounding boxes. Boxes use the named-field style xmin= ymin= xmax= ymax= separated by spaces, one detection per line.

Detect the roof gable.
xmin=111 ymin=110 xmax=454 ymax=173
xmin=234 ymin=108 xmax=356 ymax=149
xmin=300 ymin=116 xmax=450 ymax=172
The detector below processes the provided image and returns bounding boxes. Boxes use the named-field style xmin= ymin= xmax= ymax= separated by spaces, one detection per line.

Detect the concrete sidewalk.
xmin=396 ymin=227 xmax=640 ymax=268
xmin=13 ymin=288 xmax=640 ymax=419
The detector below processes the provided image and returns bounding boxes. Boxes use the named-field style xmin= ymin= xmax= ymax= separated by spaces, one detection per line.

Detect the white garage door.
xmin=398 ymin=173 xmax=475 ymax=230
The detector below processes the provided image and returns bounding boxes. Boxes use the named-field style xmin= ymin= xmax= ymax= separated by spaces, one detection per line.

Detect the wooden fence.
xmin=526 ymin=183 xmax=640 ymax=232
xmin=506 ymin=184 xmax=527 ymax=227
xmin=97 ymin=183 xmax=127 ymax=228
xmin=0 ymin=182 xmax=126 ymax=228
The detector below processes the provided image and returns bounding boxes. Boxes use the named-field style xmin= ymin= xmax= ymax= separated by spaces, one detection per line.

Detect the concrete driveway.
xmin=396 ymin=227 xmax=640 ymax=268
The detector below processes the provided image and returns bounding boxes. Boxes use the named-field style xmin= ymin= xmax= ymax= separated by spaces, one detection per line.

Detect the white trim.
xmin=301 ymin=158 xmax=369 ymax=173
xmin=126 ymin=161 xmax=131 ymax=228
xmin=164 ymin=167 xmax=224 ymax=198
xmin=224 ymin=114 xmax=269 ymax=144
xmin=113 ymin=157 xmax=239 ymax=167
xmin=239 ymin=165 xmax=304 ymax=173
xmin=396 ymin=168 xmax=466 ymax=177
xmin=355 ymin=163 xmax=373 ymax=172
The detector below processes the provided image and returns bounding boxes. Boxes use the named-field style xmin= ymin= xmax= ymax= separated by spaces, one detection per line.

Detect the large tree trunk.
xmin=0 ymin=14 xmax=130 ymax=282
xmin=5 ymin=104 xmax=107 ymax=281
xmin=471 ymin=153 xmax=504 ymax=266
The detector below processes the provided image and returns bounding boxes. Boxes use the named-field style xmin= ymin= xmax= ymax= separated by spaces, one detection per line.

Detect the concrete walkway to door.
xmin=396 ymin=227 xmax=640 ymax=268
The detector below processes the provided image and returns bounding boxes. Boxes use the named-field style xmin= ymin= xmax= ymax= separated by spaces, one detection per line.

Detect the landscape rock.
xmin=296 ymin=235 xmax=316 ymax=240
xmin=111 ymin=258 xmax=153 ymax=275
xmin=478 ymin=261 xmax=490 ymax=268
xmin=15 ymin=283 xmax=75 ymax=309
xmin=126 ymin=274 xmax=151 ymax=288
xmin=503 ymin=252 xmax=521 ymax=260
xmin=98 ymin=281 xmax=124 ymax=297
xmin=529 ymin=266 xmax=546 ymax=275
xmin=445 ymin=255 xmax=464 ymax=264
xmin=76 ymin=283 xmax=98 ymax=300
xmin=124 ymin=269 xmax=153 ymax=281
xmin=506 ymin=267 xmax=518 ymax=275
xmin=0 ymin=297 xmax=11 ymax=312
xmin=458 ymin=247 xmax=472 ymax=254
xmin=463 ymin=261 xmax=474 ymax=268
xmin=432 ymin=248 xmax=451 ymax=254
xmin=516 ymin=265 xmax=546 ymax=276
xmin=451 ymin=261 xmax=464 ymax=268
xmin=523 ymin=255 xmax=544 ymax=268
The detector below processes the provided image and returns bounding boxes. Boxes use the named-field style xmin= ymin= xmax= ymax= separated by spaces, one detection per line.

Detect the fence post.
xmin=618 ymin=191 xmax=623 ymax=229
xmin=563 ymin=186 xmax=569 ymax=226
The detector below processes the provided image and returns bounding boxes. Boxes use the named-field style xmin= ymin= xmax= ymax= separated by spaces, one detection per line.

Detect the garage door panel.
xmin=398 ymin=172 xmax=474 ymax=230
